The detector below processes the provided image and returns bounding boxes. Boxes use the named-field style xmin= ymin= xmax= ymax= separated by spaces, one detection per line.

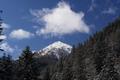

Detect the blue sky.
xmin=0 ymin=0 xmax=120 ymax=59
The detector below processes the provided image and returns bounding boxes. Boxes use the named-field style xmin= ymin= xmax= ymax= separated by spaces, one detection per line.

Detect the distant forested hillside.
xmin=44 ymin=18 xmax=120 ymax=80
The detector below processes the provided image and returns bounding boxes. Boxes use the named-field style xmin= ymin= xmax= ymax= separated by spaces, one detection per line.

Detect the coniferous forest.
xmin=0 ymin=14 xmax=120 ymax=80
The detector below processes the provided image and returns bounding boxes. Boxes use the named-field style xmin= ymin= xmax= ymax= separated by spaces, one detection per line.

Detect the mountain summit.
xmin=34 ymin=41 xmax=72 ymax=59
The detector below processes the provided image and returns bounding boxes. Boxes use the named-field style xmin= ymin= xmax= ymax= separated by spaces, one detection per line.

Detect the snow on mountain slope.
xmin=34 ymin=41 xmax=72 ymax=59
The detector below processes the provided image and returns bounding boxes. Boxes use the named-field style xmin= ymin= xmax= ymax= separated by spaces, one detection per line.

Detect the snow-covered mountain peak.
xmin=43 ymin=41 xmax=72 ymax=50
xmin=34 ymin=41 xmax=72 ymax=59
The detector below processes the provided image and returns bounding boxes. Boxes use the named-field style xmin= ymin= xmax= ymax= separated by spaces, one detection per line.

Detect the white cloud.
xmin=1 ymin=23 xmax=10 ymax=29
xmin=102 ymin=7 xmax=116 ymax=14
xmin=31 ymin=1 xmax=90 ymax=36
xmin=9 ymin=29 xmax=34 ymax=39
xmin=0 ymin=35 xmax=6 ymax=40
xmin=0 ymin=42 xmax=14 ymax=53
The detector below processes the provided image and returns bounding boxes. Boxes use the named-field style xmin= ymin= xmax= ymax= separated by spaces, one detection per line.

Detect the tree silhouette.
xmin=0 ymin=10 xmax=4 ymax=51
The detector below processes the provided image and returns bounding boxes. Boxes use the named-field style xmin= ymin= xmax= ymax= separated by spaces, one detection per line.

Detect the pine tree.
xmin=17 ymin=46 xmax=38 ymax=80
xmin=0 ymin=53 xmax=13 ymax=80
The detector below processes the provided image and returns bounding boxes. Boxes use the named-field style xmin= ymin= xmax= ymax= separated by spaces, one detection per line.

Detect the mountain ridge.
xmin=33 ymin=41 xmax=72 ymax=59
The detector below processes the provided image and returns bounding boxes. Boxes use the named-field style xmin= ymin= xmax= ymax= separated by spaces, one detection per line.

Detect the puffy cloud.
xmin=0 ymin=42 xmax=14 ymax=53
xmin=1 ymin=23 xmax=10 ymax=29
xmin=102 ymin=7 xmax=116 ymax=15
xmin=31 ymin=1 xmax=90 ymax=36
xmin=9 ymin=29 xmax=34 ymax=39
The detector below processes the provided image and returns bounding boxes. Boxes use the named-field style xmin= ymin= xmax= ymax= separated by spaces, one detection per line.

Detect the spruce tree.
xmin=18 ymin=46 xmax=37 ymax=80
xmin=0 ymin=53 xmax=13 ymax=80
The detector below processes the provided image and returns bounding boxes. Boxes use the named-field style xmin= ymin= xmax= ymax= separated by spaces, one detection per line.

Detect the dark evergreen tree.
xmin=17 ymin=46 xmax=38 ymax=80
xmin=0 ymin=53 xmax=13 ymax=80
